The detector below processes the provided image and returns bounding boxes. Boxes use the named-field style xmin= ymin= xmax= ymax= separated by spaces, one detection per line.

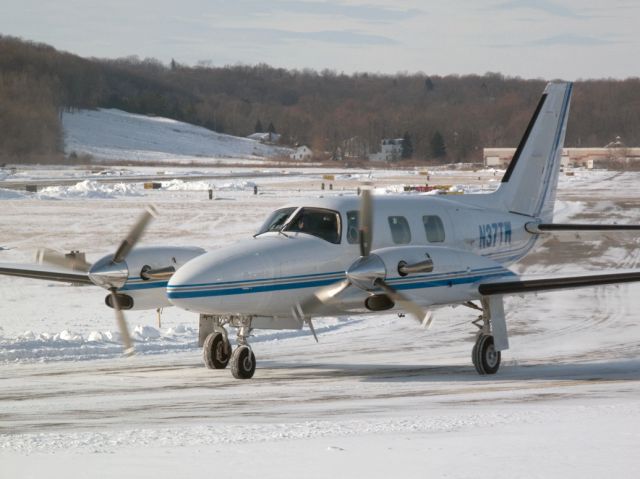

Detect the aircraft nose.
xmin=166 ymin=248 xmax=271 ymax=314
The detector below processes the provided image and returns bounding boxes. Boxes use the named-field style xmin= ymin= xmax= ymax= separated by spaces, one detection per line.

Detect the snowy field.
xmin=62 ymin=108 xmax=292 ymax=163
xmin=1 ymin=167 xmax=640 ymax=478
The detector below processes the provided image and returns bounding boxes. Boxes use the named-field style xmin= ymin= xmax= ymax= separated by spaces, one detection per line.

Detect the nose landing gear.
xmin=199 ymin=314 xmax=256 ymax=379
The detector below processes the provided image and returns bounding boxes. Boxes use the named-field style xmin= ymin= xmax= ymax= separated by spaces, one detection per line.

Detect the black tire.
xmin=472 ymin=334 xmax=501 ymax=375
xmin=203 ymin=332 xmax=231 ymax=369
xmin=230 ymin=345 xmax=256 ymax=379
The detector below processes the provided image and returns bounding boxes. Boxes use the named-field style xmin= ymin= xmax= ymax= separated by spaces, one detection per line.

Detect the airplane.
xmin=2 ymin=80 xmax=640 ymax=380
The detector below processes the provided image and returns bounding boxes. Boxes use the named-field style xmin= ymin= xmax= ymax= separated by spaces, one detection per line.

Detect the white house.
xmin=369 ymin=138 xmax=403 ymax=162
xmin=290 ymin=145 xmax=313 ymax=161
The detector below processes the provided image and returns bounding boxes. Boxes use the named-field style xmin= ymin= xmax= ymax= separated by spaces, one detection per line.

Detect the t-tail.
xmin=493 ymin=81 xmax=573 ymax=223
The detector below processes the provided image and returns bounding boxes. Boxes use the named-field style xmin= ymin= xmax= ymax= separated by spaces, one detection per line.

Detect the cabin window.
xmin=346 ymin=210 xmax=359 ymax=244
xmin=423 ymin=215 xmax=445 ymax=242
xmin=256 ymin=207 xmax=297 ymax=235
xmin=285 ymin=207 xmax=341 ymax=244
xmin=388 ymin=216 xmax=411 ymax=244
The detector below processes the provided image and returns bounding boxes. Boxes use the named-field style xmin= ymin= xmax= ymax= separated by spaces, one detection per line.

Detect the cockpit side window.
xmin=346 ymin=210 xmax=359 ymax=244
xmin=285 ymin=207 xmax=341 ymax=244
xmin=256 ymin=207 xmax=297 ymax=235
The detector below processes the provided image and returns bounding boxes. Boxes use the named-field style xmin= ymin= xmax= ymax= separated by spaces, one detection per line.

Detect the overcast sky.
xmin=2 ymin=0 xmax=639 ymax=80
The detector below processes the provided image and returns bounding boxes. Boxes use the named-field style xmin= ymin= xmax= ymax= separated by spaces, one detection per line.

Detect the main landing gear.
xmin=200 ymin=315 xmax=256 ymax=379
xmin=467 ymin=297 xmax=508 ymax=375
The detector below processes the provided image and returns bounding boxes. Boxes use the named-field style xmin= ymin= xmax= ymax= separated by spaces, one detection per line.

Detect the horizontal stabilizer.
xmin=526 ymin=223 xmax=640 ymax=234
xmin=0 ymin=263 xmax=92 ymax=284
xmin=479 ymin=271 xmax=640 ymax=296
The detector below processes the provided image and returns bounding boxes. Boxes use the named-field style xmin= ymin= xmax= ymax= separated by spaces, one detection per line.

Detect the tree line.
xmin=1 ymin=35 xmax=639 ymax=163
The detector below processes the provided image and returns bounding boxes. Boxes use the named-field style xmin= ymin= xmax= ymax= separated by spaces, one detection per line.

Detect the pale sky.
xmin=2 ymin=0 xmax=639 ymax=80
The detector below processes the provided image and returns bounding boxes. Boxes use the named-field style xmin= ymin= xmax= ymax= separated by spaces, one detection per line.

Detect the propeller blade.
xmin=36 ymin=248 xmax=91 ymax=272
xmin=110 ymin=289 xmax=135 ymax=356
xmin=112 ymin=205 xmax=157 ymax=264
xmin=375 ymin=279 xmax=428 ymax=324
xmin=422 ymin=310 xmax=434 ymax=329
xmin=307 ymin=317 xmax=319 ymax=343
xmin=359 ymin=188 xmax=373 ymax=257
xmin=293 ymin=279 xmax=351 ymax=319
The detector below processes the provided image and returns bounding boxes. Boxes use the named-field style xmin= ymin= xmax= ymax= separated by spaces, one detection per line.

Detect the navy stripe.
xmin=166 ymin=270 xmax=344 ymax=289
xmin=121 ymin=281 xmax=168 ymax=291
xmin=167 ymin=270 xmax=514 ymax=300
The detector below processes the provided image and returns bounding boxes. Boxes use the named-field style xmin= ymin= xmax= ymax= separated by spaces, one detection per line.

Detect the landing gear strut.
xmin=199 ymin=314 xmax=256 ymax=379
xmin=469 ymin=297 xmax=507 ymax=375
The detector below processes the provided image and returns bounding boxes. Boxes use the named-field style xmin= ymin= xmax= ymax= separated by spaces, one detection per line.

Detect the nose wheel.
xmin=203 ymin=332 xmax=232 ymax=369
xmin=230 ymin=345 xmax=256 ymax=379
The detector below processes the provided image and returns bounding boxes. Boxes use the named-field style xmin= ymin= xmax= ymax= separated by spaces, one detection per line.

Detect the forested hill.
xmin=1 ymin=35 xmax=639 ymax=164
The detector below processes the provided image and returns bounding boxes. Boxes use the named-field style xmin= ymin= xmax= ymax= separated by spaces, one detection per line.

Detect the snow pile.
xmin=62 ymin=108 xmax=292 ymax=163
xmin=0 ymin=188 xmax=28 ymax=200
xmin=162 ymin=179 xmax=213 ymax=191
xmin=0 ymin=324 xmax=199 ymax=362
xmin=217 ymin=180 xmax=257 ymax=191
xmin=38 ymin=180 xmax=142 ymax=199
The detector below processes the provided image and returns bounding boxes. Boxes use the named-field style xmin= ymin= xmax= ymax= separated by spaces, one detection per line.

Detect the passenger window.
xmin=346 ymin=210 xmax=359 ymax=244
xmin=423 ymin=215 xmax=445 ymax=242
xmin=388 ymin=216 xmax=411 ymax=244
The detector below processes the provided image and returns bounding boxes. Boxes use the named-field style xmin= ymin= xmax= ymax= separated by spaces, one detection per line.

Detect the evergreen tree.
xmin=401 ymin=131 xmax=413 ymax=159
xmin=254 ymin=119 xmax=263 ymax=133
xmin=425 ymin=77 xmax=434 ymax=91
xmin=430 ymin=131 xmax=446 ymax=158
xmin=267 ymin=121 xmax=276 ymax=134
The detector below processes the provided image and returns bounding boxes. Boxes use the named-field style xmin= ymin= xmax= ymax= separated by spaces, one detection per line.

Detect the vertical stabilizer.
xmin=495 ymin=82 xmax=572 ymax=222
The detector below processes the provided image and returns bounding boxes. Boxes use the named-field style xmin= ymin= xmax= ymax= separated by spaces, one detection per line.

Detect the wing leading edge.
xmin=479 ymin=271 xmax=640 ymax=296
xmin=0 ymin=263 xmax=92 ymax=284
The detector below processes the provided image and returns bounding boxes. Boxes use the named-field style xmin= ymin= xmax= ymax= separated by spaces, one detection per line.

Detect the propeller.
xmin=293 ymin=187 xmax=432 ymax=334
xmin=36 ymin=248 xmax=91 ymax=272
xmin=37 ymin=205 xmax=158 ymax=356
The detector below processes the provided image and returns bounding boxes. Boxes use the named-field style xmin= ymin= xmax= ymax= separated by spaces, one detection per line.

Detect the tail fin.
xmin=494 ymin=81 xmax=573 ymax=222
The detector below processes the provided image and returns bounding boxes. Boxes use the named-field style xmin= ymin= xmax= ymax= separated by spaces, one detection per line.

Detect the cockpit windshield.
xmin=284 ymin=207 xmax=341 ymax=244
xmin=256 ymin=207 xmax=296 ymax=235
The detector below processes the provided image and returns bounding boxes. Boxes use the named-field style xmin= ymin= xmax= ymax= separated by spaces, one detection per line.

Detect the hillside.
xmin=2 ymin=35 xmax=640 ymax=164
xmin=62 ymin=108 xmax=291 ymax=163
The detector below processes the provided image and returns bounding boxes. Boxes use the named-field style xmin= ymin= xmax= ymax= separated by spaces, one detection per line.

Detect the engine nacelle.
xmin=371 ymin=245 xmax=504 ymax=281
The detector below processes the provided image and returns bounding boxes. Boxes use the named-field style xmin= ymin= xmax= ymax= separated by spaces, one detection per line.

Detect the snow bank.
xmin=0 ymin=188 xmax=28 ymax=200
xmin=0 ymin=324 xmax=199 ymax=363
xmin=38 ymin=180 xmax=142 ymax=199
xmin=161 ymin=179 xmax=213 ymax=191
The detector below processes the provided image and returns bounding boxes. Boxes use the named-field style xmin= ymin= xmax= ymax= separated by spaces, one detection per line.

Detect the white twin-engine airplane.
xmin=3 ymin=81 xmax=640 ymax=379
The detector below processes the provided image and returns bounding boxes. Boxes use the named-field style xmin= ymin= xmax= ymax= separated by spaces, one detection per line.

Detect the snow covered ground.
xmin=1 ymin=167 xmax=640 ymax=478
xmin=62 ymin=108 xmax=293 ymax=163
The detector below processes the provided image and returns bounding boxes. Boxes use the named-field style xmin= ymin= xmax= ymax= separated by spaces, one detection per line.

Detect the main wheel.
xmin=230 ymin=345 xmax=256 ymax=379
xmin=203 ymin=332 xmax=231 ymax=369
xmin=472 ymin=334 xmax=501 ymax=375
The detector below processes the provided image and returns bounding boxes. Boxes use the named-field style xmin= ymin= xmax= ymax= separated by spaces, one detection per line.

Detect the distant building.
xmin=290 ymin=145 xmax=313 ymax=161
xmin=484 ymin=143 xmax=640 ymax=169
xmin=369 ymin=138 xmax=403 ymax=162
xmin=248 ymin=132 xmax=281 ymax=144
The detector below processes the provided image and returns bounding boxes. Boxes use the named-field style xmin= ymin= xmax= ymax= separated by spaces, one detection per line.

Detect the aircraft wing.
xmin=479 ymin=271 xmax=640 ymax=296
xmin=0 ymin=263 xmax=92 ymax=284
